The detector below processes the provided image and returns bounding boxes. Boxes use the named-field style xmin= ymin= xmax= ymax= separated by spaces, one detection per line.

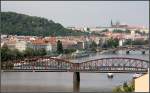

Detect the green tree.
xmin=64 ymin=48 xmax=76 ymax=54
xmin=90 ymin=41 xmax=97 ymax=51
xmin=1 ymin=44 xmax=19 ymax=61
xmin=124 ymin=39 xmax=132 ymax=45
xmin=38 ymin=48 xmax=47 ymax=56
xmin=101 ymin=29 xmax=109 ymax=32
xmin=86 ymin=27 xmax=90 ymax=31
xmin=124 ymin=39 xmax=148 ymax=45
xmin=125 ymin=29 xmax=131 ymax=33
xmin=1 ymin=44 xmax=19 ymax=69
xmin=107 ymin=38 xmax=119 ymax=48
xmin=57 ymin=40 xmax=64 ymax=54
xmin=113 ymin=38 xmax=119 ymax=47
xmin=1 ymin=44 xmax=9 ymax=61
xmin=23 ymin=48 xmax=34 ymax=57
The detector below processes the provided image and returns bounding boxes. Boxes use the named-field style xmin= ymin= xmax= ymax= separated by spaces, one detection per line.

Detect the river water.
xmin=1 ymin=50 xmax=149 ymax=92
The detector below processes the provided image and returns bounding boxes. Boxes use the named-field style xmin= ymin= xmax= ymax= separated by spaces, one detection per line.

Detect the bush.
xmin=113 ymin=81 xmax=134 ymax=92
xmin=112 ymin=86 xmax=122 ymax=92
xmin=64 ymin=48 xmax=76 ymax=54
xmin=1 ymin=46 xmax=47 ymax=69
xmin=124 ymin=39 xmax=149 ymax=45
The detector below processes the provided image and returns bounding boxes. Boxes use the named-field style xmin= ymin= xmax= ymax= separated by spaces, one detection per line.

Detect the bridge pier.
xmin=73 ymin=72 xmax=80 ymax=93
xmin=112 ymin=50 xmax=116 ymax=54
xmin=126 ymin=51 xmax=130 ymax=54
xmin=142 ymin=51 xmax=145 ymax=54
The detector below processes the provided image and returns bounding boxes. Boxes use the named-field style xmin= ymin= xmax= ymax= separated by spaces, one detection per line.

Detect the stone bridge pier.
xmin=73 ymin=72 xmax=80 ymax=93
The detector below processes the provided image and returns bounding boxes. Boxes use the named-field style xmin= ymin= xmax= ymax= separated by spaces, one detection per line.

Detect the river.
xmin=1 ymin=50 xmax=149 ymax=92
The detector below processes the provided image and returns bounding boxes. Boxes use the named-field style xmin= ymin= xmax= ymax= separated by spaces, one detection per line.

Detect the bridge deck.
xmin=2 ymin=69 xmax=148 ymax=74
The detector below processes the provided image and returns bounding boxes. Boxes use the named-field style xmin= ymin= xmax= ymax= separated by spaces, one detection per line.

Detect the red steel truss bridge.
xmin=4 ymin=56 xmax=149 ymax=73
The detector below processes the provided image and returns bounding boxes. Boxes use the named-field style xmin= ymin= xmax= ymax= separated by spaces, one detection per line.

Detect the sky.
xmin=1 ymin=1 xmax=149 ymax=28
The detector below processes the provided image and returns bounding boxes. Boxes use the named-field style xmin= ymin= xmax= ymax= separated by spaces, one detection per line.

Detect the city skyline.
xmin=1 ymin=1 xmax=149 ymax=28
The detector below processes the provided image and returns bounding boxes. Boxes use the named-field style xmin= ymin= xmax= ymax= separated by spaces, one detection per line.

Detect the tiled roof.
xmin=31 ymin=39 xmax=46 ymax=45
xmin=7 ymin=40 xmax=16 ymax=44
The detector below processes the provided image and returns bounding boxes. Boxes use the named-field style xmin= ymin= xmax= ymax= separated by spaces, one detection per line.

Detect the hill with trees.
xmin=1 ymin=12 xmax=88 ymax=36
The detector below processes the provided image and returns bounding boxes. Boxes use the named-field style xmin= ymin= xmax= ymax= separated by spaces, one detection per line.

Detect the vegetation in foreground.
xmin=113 ymin=80 xmax=134 ymax=92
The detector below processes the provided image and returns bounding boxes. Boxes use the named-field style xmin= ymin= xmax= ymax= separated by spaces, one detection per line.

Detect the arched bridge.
xmin=114 ymin=46 xmax=149 ymax=51
xmin=9 ymin=56 xmax=149 ymax=73
xmin=106 ymin=46 xmax=149 ymax=54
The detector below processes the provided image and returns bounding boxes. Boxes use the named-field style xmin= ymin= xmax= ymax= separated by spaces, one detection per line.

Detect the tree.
xmin=11 ymin=49 xmax=24 ymax=60
xmin=125 ymin=29 xmax=131 ymax=33
xmin=64 ymin=48 xmax=76 ymax=54
xmin=90 ymin=41 xmax=97 ymax=52
xmin=113 ymin=38 xmax=119 ymax=47
xmin=23 ymin=48 xmax=34 ymax=57
xmin=107 ymin=38 xmax=119 ymax=48
xmin=1 ymin=44 xmax=9 ymax=61
xmin=124 ymin=39 xmax=148 ymax=45
xmin=124 ymin=39 xmax=132 ymax=45
xmin=102 ymin=43 xmax=108 ymax=48
xmin=90 ymin=41 xmax=97 ymax=48
xmin=86 ymin=27 xmax=90 ymax=31
xmin=1 ymin=45 xmax=21 ymax=69
xmin=57 ymin=40 xmax=63 ymax=54
xmin=38 ymin=48 xmax=47 ymax=56
xmin=1 ymin=44 xmax=20 ymax=61
xmin=101 ymin=29 xmax=109 ymax=32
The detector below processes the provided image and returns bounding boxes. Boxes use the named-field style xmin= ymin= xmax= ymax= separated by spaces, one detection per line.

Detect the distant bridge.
xmin=4 ymin=56 xmax=149 ymax=73
xmin=115 ymin=45 xmax=149 ymax=50
xmin=105 ymin=45 xmax=149 ymax=54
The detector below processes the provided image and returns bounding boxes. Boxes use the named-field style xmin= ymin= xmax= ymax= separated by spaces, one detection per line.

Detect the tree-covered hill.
xmin=1 ymin=12 xmax=88 ymax=36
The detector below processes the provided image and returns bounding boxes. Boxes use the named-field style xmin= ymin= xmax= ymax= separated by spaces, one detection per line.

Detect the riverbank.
xmin=59 ymin=49 xmax=108 ymax=60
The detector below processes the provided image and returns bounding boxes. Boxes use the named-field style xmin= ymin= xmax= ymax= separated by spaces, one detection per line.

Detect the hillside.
xmin=1 ymin=12 xmax=87 ymax=36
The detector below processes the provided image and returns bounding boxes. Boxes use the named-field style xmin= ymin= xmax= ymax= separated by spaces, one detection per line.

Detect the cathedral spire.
xmin=111 ymin=20 xmax=113 ymax=27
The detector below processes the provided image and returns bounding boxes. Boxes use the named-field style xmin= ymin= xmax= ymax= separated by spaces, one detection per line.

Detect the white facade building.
xmin=119 ymin=39 xmax=125 ymax=46
xmin=15 ymin=40 xmax=32 ymax=51
xmin=31 ymin=43 xmax=52 ymax=52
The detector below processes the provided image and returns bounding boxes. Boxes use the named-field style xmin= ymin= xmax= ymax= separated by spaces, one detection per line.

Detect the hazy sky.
xmin=1 ymin=1 xmax=149 ymax=27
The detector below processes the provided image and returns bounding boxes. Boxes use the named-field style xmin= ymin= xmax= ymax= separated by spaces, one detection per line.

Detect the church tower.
xmin=111 ymin=20 xmax=113 ymax=27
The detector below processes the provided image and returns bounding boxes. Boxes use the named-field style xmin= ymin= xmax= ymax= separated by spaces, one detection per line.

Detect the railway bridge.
xmin=3 ymin=56 xmax=149 ymax=93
